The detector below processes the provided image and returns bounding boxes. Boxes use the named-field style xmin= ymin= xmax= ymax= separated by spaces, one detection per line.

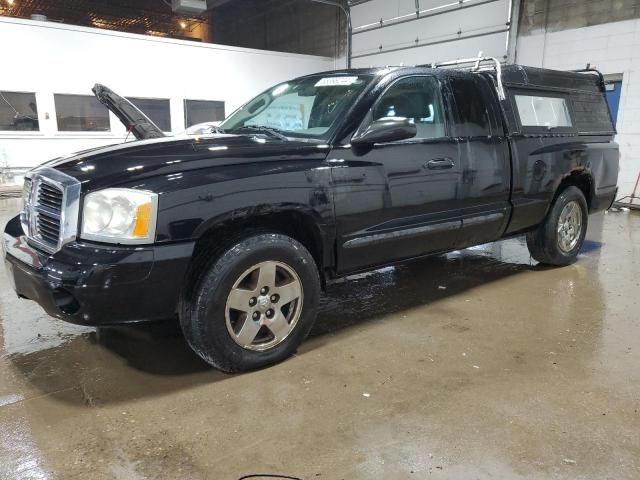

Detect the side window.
xmin=450 ymin=77 xmax=493 ymax=137
xmin=514 ymin=94 xmax=572 ymax=128
xmin=373 ymin=76 xmax=445 ymax=140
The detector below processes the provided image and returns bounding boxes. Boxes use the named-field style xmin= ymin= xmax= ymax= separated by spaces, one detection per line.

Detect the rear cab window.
xmin=449 ymin=75 xmax=502 ymax=138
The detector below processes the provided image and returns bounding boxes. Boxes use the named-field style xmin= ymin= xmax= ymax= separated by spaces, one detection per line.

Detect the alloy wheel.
xmin=557 ymin=200 xmax=583 ymax=253
xmin=225 ymin=261 xmax=304 ymax=351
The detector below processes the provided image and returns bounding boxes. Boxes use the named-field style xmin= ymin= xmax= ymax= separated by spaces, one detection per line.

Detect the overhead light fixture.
xmin=146 ymin=30 xmax=168 ymax=37
xmin=7 ymin=0 xmax=15 ymax=5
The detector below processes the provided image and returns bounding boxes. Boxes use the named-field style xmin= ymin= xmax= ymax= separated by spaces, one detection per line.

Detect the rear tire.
xmin=180 ymin=233 xmax=320 ymax=373
xmin=526 ymin=186 xmax=588 ymax=266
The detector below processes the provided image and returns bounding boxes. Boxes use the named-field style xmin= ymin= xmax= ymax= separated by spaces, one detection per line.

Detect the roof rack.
xmin=571 ymin=64 xmax=607 ymax=92
xmin=421 ymin=54 xmax=506 ymax=101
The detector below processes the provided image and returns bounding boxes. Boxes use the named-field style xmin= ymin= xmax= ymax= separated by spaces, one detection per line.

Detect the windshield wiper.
xmin=232 ymin=125 xmax=290 ymax=141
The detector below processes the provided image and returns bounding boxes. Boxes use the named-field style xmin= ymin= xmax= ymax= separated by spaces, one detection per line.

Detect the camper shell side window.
xmin=509 ymin=89 xmax=577 ymax=136
xmin=497 ymin=66 xmax=615 ymax=138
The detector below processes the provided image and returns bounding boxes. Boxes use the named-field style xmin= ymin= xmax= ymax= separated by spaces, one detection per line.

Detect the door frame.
xmin=332 ymin=72 xmax=465 ymax=274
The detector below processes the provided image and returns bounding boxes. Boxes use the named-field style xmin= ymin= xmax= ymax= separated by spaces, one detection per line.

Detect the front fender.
xmin=146 ymin=162 xmax=335 ymax=245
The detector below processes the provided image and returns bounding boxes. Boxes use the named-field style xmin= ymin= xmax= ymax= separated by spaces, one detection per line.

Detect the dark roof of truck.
xmin=500 ymin=65 xmax=605 ymax=94
xmin=314 ymin=65 xmax=606 ymax=94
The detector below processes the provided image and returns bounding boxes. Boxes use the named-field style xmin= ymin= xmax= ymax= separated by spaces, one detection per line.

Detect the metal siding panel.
xmin=352 ymin=31 xmax=508 ymax=67
xmin=353 ymin=1 xmax=509 ymax=54
xmin=351 ymin=0 xmax=511 ymax=65
xmin=398 ymin=0 xmax=420 ymax=16
xmin=351 ymin=0 xmax=403 ymax=27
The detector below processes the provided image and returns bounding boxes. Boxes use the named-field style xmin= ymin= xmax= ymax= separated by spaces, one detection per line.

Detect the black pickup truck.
xmin=3 ymin=60 xmax=619 ymax=372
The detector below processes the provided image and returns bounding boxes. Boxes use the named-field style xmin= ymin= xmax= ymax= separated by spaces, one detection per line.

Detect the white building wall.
xmin=0 ymin=17 xmax=334 ymax=170
xmin=517 ymin=19 xmax=640 ymax=198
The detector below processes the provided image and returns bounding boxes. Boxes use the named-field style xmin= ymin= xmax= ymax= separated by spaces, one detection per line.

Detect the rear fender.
xmin=505 ymin=137 xmax=618 ymax=234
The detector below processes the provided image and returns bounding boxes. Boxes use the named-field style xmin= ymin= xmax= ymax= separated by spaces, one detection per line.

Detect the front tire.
xmin=526 ymin=186 xmax=588 ymax=266
xmin=180 ymin=233 xmax=320 ymax=373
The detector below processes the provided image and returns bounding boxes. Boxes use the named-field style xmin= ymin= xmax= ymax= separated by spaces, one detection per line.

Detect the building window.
xmin=54 ymin=94 xmax=110 ymax=132
xmin=184 ymin=100 xmax=225 ymax=128
xmin=0 ymin=91 xmax=39 ymax=131
xmin=128 ymin=97 xmax=172 ymax=132
xmin=515 ymin=95 xmax=572 ymax=128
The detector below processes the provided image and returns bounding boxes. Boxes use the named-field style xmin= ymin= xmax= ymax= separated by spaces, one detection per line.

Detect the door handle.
xmin=425 ymin=158 xmax=454 ymax=170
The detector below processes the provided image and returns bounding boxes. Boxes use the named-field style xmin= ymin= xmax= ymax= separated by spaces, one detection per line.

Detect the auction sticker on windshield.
xmin=315 ymin=77 xmax=359 ymax=87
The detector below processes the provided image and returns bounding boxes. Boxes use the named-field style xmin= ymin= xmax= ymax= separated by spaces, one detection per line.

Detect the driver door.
xmin=331 ymin=75 xmax=463 ymax=274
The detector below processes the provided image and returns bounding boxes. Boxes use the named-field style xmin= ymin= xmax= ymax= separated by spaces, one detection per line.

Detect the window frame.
xmin=448 ymin=75 xmax=502 ymax=138
xmin=183 ymin=98 xmax=226 ymax=128
xmin=53 ymin=93 xmax=112 ymax=133
xmin=510 ymin=89 xmax=577 ymax=136
xmin=0 ymin=90 xmax=40 ymax=133
xmin=357 ymin=74 xmax=450 ymax=145
xmin=127 ymin=96 xmax=172 ymax=133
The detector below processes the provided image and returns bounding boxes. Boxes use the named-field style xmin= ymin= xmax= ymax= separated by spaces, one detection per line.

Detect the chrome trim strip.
xmin=461 ymin=212 xmax=505 ymax=227
xmin=343 ymin=220 xmax=461 ymax=249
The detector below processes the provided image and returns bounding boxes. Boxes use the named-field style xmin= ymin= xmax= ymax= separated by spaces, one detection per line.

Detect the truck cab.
xmin=326 ymin=62 xmax=618 ymax=274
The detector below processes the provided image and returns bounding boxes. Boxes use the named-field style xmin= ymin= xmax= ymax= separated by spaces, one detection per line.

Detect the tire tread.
xmin=179 ymin=233 xmax=320 ymax=372
xmin=526 ymin=186 xmax=588 ymax=266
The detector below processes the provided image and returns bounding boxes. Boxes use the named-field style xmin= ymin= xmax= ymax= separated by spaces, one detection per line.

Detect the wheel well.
xmin=555 ymin=172 xmax=593 ymax=209
xmin=189 ymin=211 xmax=327 ymax=287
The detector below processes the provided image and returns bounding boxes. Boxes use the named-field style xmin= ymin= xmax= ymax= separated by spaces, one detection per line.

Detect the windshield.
xmin=220 ymin=74 xmax=373 ymax=140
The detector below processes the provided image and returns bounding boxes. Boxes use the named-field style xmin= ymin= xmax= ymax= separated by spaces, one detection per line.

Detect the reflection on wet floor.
xmin=2 ymin=231 xmax=541 ymax=379
xmin=316 ymin=239 xmax=539 ymax=336
xmin=0 ymin=197 xmax=639 ymax=479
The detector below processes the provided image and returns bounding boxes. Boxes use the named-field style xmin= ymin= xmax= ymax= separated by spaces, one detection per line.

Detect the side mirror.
xmin=351 ymin=117 xmax=417 ymax=146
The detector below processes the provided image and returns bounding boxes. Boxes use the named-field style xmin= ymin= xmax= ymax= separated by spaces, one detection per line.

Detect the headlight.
xmin=81 ymin=188 xmax=158 ymax=244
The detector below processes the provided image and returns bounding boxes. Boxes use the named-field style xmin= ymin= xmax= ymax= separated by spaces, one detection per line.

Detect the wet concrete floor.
xmin=0 ymin=197 xmax=638 ymax=479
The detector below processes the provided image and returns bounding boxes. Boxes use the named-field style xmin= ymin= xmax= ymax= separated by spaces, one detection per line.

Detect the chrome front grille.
xmin=38 ymin=182 xmax=64 ymax=210
xmin=36 ymin=209 xmax=62 ymax=246
xmin=21 ymin=168 xmax=81 ymax=253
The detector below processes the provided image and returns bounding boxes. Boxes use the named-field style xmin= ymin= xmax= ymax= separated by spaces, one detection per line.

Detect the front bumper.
xmin=2 ymin=215 xmax=195 ymax=326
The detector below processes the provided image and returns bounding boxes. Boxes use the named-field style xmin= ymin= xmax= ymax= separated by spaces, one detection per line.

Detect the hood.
xmin=92 ymin=84 xmax=165 ymax=140
xmin=42 ymin=134 xmax=330 ymax=192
